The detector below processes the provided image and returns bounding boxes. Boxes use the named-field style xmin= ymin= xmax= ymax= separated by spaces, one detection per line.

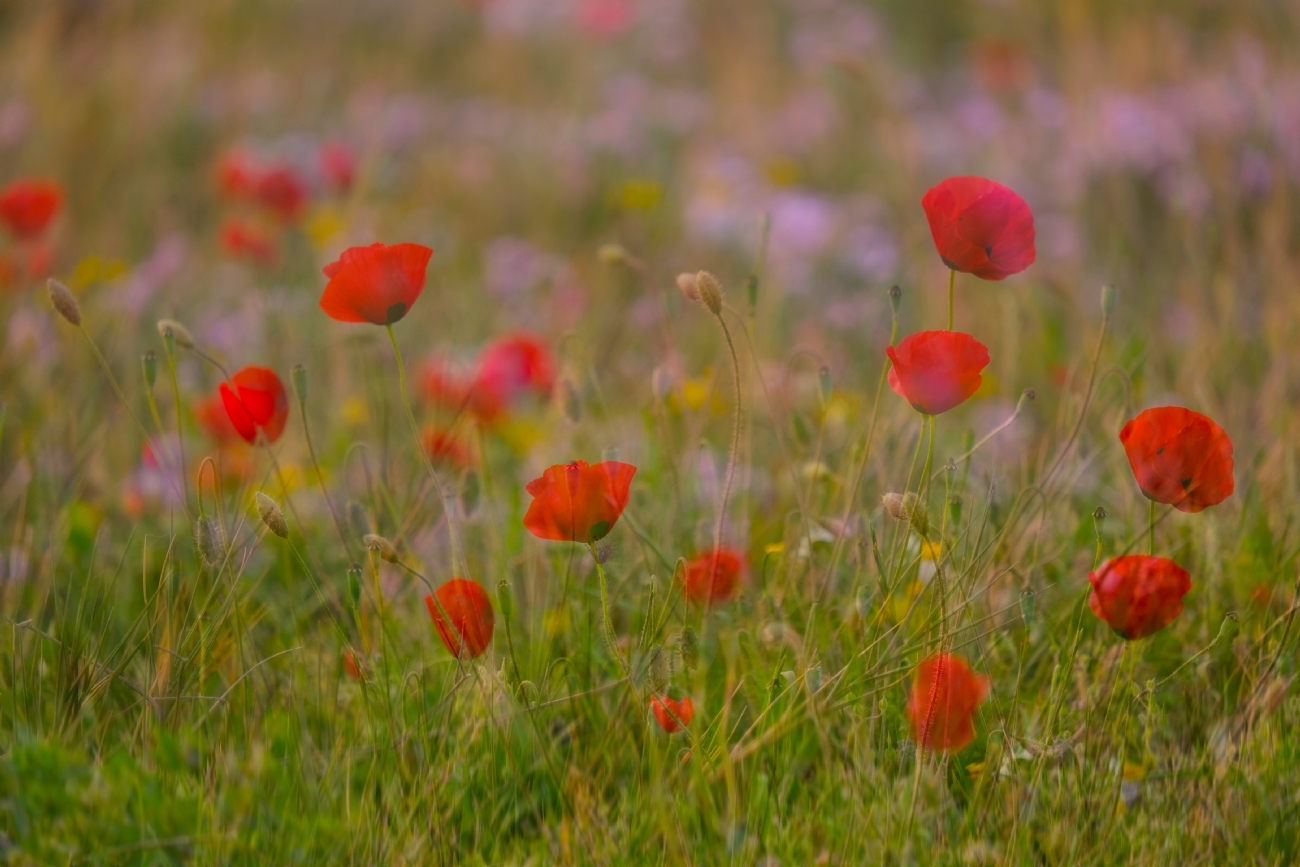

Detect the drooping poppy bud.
xmin=363 ymin=534 xmax=399 ymax=563
xmin=906 ymin=652 xmax=988 ymax=752
xmin=921 ymin=176 xmax=1035 ymax=280
xmin=678 ymin=626 xmax=699 ymax=670
xmin=46 ymin=278 xmax=80 ymax=326
xmin=649 ymin=694 xmax=694 ymax=733
xmin=194 ymin=516 xmax=226 ymax=567
xmin=681 ymin=547 xmax=745 ymax=605
xmin=156 ymin=318 xmax=196 ymax=350
xmin=0 ymin=178 xmax=63 ymax=239
xmin=523 ymin=460 xmax=637 ymax=543
xmin=219 ymin=366 xmax=289 ymax=445
xmin=886 ymin=330 xmax=990 ymax=416
xmin=255 ymin=491 xmax=288 ymax=538
xmin=1087 ymin=555 xmax=1192 ymax=640
xmin=1119 ymin=406 xmax=1234 ymax=513
xmin=424 ymin=578 xmax=495 ymax=659
xmin=319 ymin=242 xmax=433 ymax=325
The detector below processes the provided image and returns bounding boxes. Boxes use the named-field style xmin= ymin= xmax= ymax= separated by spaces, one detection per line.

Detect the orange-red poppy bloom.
xmin=1088 ymin=555 xmax=1191 ymax=640
xmin=254 ymin=164 xmax=309 ymax=222
xmin=424 ymin=578 xmax=495 ymax=658
xmin=523 ymin=460 xmax=636 ymax=543
xmin=0 ymin=178 xmax=63 ymax=239
xmin=219 ymin=219 xmax=278 ymax=266
xmin=681 ymin=548 xmax=745 ymax=605
xmin=1119 ymin=406 xmax=1234 ymax=513
xmin=471 ymin=333 xmax=556 ymax=422
xmin=922 ymin=176 xmax=1035 ymax=280
xmin=319 ymin=141 xmax=356 ymax=193
xmin=320 ymin=242 xmax=433 ymax=326
xmin=650 ymin=694 xmax=694 ymax=733
xmin=887 ymin=330 xmax=990 ymax=415
xmin=421 ymin=425 xmax=473 ymax=467
xmin=219 ymin=366 xmax=289 ymax=445
xmin=195 ymin=392 xmax=245 ymax=445
xmin=906 ymin=652 xmax=988 ymax=752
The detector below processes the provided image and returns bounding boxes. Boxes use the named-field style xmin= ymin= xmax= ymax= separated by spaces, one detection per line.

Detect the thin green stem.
xmin=589 ymin=541 xmax=627 ymax=675
xmin=1148 ymin=500 xmax=1156 ymax=556
xmin=947 ymin=269 xmax=956 ymax=331
xmin=164 ymin=348 xmax=191 ymax=504
xmin=298 ymin=395 xmax=357 ymax=561
xmin=712 ymin=312 xmax=744 ymax=562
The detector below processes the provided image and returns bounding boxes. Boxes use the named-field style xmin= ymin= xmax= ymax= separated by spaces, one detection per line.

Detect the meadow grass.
xmin=2 ymin=1 xmax=1300 ymax=864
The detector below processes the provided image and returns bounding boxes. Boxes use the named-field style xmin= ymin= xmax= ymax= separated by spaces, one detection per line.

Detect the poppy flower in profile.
xmin=471 ymin=333 xmax=556 ymax=422
xmin=195 ymin=392 xmax=245 ymax=445
xmin=1088 ymin=555 xmax=1191 ymax=640
xmin=922 ymin=176 xmax=1035 ymax=280
xmin=424 ymin=578 xmax=495 ymax=659
xmin=887 ymin=330 xmax=990 ymax=415
xmin=0 ymin=178 xmax=63 ymax=239
xmin=649 ymin=694 xmax=694 ymax=733
xmin=523 ymin=460 xmax=636 ymax=543
xmin=906 ymin=652 xmax=988 ymax=752
xmin=219 ymin=366 xmax=289 ymax=445
xmin=682 ymin=547 xmax=745 ymax=605
xmin=1119 ymin=406 xmax=1234 ymax=513
xmin=219 ymin=219 xmax=278 ymax=266
xmin=320 ymin=242 xmax=433 ymax=326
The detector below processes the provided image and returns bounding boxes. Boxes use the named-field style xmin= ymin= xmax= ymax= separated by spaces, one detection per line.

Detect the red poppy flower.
xmin=471 ymin=333 xmax=556 ymax=422
xmin=319 ymin=141 xmax=356 ymax=193
xmin=922 ymin=176 xmax=1035 ymax=280
xmin=320 ymin=242 xmax=433 ymax=326
xmin=887 ymin=330 xmax=990 ymax=415
xmin=216 ymin=148 xmax=259 ymax=199
xmin=1088 ymin=555 xmax=1191 ymax=640
xmin=0 ymin=178 xmax=63 ymax=239
xmin=342 ymin=648 xmax=367 ymax=681
xmin=254 ymin=165 xmax=309 ymax=222
xmin=219 ymin=219 xmax=278 ymax=266
xmin=1119 ymin=406 xmax=1234 ymax=513
xmin=219 ymin=366 xmax=289 ymax=445
xmin=421 ymin=425 xmax=473 ymax=467
xmin=523 ymin=460 xmax=636 ymax=543
xmin=424 ymin=578 xmax=495 ymax=659
xmin=906 ymin=652 xmax=988 ymax=752
xmin=649 ymin=694 xmax=694 ymax=733
xmin=682 ymin=547 xmax=745 ymax=605
xmin=195 ymin=392 xmax=244 ymax=445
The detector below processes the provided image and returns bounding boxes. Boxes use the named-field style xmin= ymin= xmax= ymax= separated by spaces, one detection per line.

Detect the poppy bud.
xmin=676 ymin=273 xmax=700 ymax=302
xmin=347 ymin=500 xmax=373 ymax=540
xmin=882 ymin=492 xmax=928 ymax=536
xmin=695 ymin=271 xmax=723 ymax=315
xmin=1093 ymin=506 xmax=1107 ymax=521
xmin=597 ymin=243 xmax=628 ymax=265
xmin=888 ymin=284 xmax=902 ymax=314
xmin=363 ymin=533 xmax=399 ymax=563
xmin=648 ymin=646 xmax=670 ymax=693
xmin=291 ymin=364 xmax=308 ymax=403
xmin=817 ymin=366 xmax=833 ymax=409
xmin=255 ymin=491 xmax=288 ymax=538
xmin=347 ymin=564 xmax=362 ymax=606
xmin=882 ymin=492 xmax=907 ymax=521
xmin=194 ymin=516 xmax=225 ymax=567
xmin=156 ymin=318 xmax=195 ymax=350
xmin=1101 ymin=284 xmax=1118 ymax=319
xmin=1214 ymin=611 xmax=1239 ymax=646
xmin=678 ymin=625 xmax=699 ymax=670
xmin=561 ymin=378 xmax=581 ymax=423
xmin=47 ymin=279 xmax=81 ymax=326
xmin=142 ymin=352 xmax=157 ymax=392
xmin=497 ymin=580 xmax=515 ymax=622
xmin=652 ymin=366 xmax=674 ymax=401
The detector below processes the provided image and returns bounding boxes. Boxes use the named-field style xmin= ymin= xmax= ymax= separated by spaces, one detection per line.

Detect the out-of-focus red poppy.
xmin=1088 ymin=555 xmax=1191 ymax=640
xmin=0 ymin=178 xmax=63 ymax=239
xmin=219 ymin=219 xmax=279 ymax=266
xmin=421 ymin=425 xmax=473 ymax=467
xmin=1119 ymin=406 xmax=1234 ymax=513
xmin=421 ymin=357 xmax=472 ymax=409
xmin=342 ymin=648 xmax=367 ymax=681
xmin=254 ymin=165 xmax=309 ymax=222
xmin=219 ymin=366 xmax=289 ymax=445
xmin=320 ymin=242 xmax=433 ymax=326
xmin=906 ymin=652 xmax=988 ymax=752
xmin=650 ymin=694 xmax=694 ymax=733
xmin=425 ymin=578 xmax=495 ymax=659
xmin=471 ymin=333 xmax=556 ymax=422
xmin=319 ymin=141 xmax=356 ymax=193
xmin=682 ymin=547 xmax=745 ymax=605
xmin=887 ymin=330 xmax=990 ymax=415
xmin=576 ymin=0 xmax=635 ymax=37
xmin=922 ymin=176 xmax=1035 ymax=280
xmin=216 ymin=149 xmax=260 ymax=199
xmin=523 ymin=460 xmax=636 ymax=543
xmin=195 ymin=392 xmax=245 ymax=445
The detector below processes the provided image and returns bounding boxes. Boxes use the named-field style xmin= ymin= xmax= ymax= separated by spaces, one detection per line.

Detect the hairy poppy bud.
xmin=363 ymin=533 xmax=399 ymax=563
xmin=695 ymin=271 xmax=723 ymax=315
xmin=888 ymin=284 xmax=902 ymax=316
xmin=1101 ymin=284 xmax=1118 ymax=319
xmin=678 ymin=625 xmax=699 ymax=670
xmin=142 ymin=352 xmax=157 ymax=392
xmin=1093 ymin=506 xmax=1107 ymax=521
xmin=648 ymin=646 xmax=670 ymax=693
xmin=291 ymin=364 xmax=308 ymax=403
xmin=882 ymin=492 xmax=907 ymax=521
xmin=47 ymin=279 xmax=81 ymax=326
xmin=676 ymin=273 xmax=700 ymax=302
xmin=255 ymin=491 xmax=288 ymax=538
xmin=882 ymin=492 xmax=928 ymax=536
xmin=497 ymin=580 xmax=515 ymax=621
xmin=156 ymin=318 xmax=195 ymax=350
xmin=597 ymin=243 xmax=628 ymax=265
xmin=594 ymin=540 xmax=616 ymax=564
xmin=194 ymin=516 xmax=225 ymax=567
xmin=347 ymin=564 xmax=362 ymax=607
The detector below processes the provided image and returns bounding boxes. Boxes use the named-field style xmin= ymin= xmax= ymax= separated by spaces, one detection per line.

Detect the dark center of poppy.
xmin=588 ymin=520 xmax=611 ymax=542
xmin=1180 ymin=478 xmax=1193 ymax=490
xmin=984 ymin=246 xmax=993 ymax=257
xmin=385 ymin=302 xmax=408 ymax=324
xmin=1156 ymin=447 xmax=1164 ymax=455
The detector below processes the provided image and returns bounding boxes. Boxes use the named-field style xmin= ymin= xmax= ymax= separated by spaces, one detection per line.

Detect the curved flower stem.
xmin=919 ymin=415 xmax=936 ymax=502
xmin=711 ymin=311 xmax=744 ymax=563
xmin=163 ymin=344 xmax=191 ymax=505
xmin=297 ymin=392 xmax=357 ymax=561
xmin=947 ymin=269 xmax=956 ymax=331
xmin=1148 ymin=501 xmax=1156 ymax=556
xmin=386 ymin=324 xmax=464 ymax=579
xmin=588 ymin=541 xmax=627 ymax=676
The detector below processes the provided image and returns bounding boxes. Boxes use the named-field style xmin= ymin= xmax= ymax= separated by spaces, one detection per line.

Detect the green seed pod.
xmin=678 ymin=626 xmax=699 ymax=670
xmin=347 ymin=564 xmax=362 ymax=607
xmin=291 ymin=364 xmax=308 ymax=403
xmin=142 ymin=351 xmax=157 ymax=392
xmin=497 ymin=580 xmax=516 ymax=622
